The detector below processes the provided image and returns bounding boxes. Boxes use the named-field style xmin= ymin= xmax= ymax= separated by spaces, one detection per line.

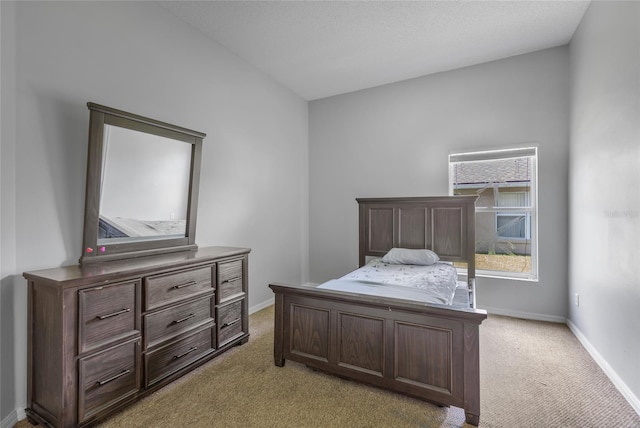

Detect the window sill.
xmin=457 ymin=268 xmax=539 ymax=283
xmin=476 ymin=271 xmax=539 ymax=282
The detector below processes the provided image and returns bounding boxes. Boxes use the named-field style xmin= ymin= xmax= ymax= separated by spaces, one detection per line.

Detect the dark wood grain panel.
xmin=357 ymin=197 xmax=476 ymax=278
xmin=395 ymin=323 xmax=452 ymax=392
xmin=31 ymin=283 xmax=63 ymax=424
xmin=79 ymin=280 xmax=141 ymax=354
xmin=397 ymin=207 xmax=428 ymax=249
xmin=218 ymin=259 xmax=244 ymax=303
xmin=337 ymin=312 xmax=384 ymax=375
xmin=431 ymin=207 xmax=463 ymax=258
xmin=273 ymin=293 xmax=285 ymax=367
xmin=78 ymin=338 xmax=141 ymax=424
xmin=463 ymin=321 xmax=482 ymax=425
xmin=144 ymin=265 xmax=214 ymax=311
xmin=289 ymin=304 xmax=330 ymax=361
xmin=144 ymin=295 xmax=214 ymax=349
xmin=217 ymin=299 xmax=245 ymax=347
xmin=23 ymin=246 xmax=248 ymax=289
xmin=145 ymin=325 xmax=214 ymax=387
xmin=368 ymin=207 xmax=394 ymax=254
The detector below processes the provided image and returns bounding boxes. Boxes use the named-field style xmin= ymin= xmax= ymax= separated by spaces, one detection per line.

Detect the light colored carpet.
xmin=15 ymin=305 xmax=640 ymax=428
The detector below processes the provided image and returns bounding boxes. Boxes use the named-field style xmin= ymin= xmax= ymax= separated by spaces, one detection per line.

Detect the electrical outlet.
xmin=575 ymin=293 xmax=580 ymax=307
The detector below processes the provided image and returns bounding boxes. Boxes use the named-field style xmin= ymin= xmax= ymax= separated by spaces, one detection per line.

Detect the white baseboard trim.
xmin=249 ymin=283 xmax=317 ymax=315
xmin=249 ymin=297 xmax=274 ymax=315
xmin=481 ymin=305 xmax=567 ymax=323
xmin=446 ymin=306 xmax=640 ymax=417
xmin=567 ymin=319 xmax=640 ymax=417
xmin=1 ymin=408 xmax=23 ymax=428
xmin=485 ymin=307 xmax=640 ymax=417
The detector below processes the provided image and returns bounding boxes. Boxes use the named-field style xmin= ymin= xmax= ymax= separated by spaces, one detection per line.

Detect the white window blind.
xmin=449 ymin=147 xmax=537 ymax=163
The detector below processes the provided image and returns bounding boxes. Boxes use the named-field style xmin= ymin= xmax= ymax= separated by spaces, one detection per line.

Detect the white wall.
xmin=0 ymin=1 xmax=308 ymax=424
xmin=309 ymin=47 xmax=570 ymax=321
xmin=569 ymin=1 xmax=640 ymax=411
xmin=1 ymin=2 xmax=18 ymax=425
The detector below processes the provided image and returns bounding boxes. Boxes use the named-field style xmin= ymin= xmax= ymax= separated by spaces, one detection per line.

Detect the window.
xmin=449 ymin=147 xmax=538 ymax=281
xmin=496 ymin=192 xmax=530 ymax=239
xmin=497 ymin=213 xmax=530 ymax=239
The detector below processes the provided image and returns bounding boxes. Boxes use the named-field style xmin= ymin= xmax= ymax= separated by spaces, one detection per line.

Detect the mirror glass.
xmin=81 ymin=102 xmax=204 ymax=264
xmin=98 ymin=125 xmax=192 ymax=244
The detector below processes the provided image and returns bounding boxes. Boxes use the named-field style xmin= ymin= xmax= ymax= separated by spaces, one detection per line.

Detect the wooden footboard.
xmin=269 ymin=283 xmax=487 ymax=426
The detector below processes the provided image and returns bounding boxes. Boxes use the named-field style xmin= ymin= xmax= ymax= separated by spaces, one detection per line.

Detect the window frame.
xmin=448 ymin=147 xmax=539 ymax=282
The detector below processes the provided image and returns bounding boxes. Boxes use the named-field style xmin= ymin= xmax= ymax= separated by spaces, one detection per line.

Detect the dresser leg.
xmin=465 ymin=412 xmax=479 ymax=426
xmin=25 ymin=409 xmax=48 ymax=427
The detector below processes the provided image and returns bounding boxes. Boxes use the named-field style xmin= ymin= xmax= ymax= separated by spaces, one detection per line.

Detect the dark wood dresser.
xmin=23 ymin=246 xmax=250 ymax=428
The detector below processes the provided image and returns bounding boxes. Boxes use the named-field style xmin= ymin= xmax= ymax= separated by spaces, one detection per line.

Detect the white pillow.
xmin=382 ymin=248 xmax=440 ymax=266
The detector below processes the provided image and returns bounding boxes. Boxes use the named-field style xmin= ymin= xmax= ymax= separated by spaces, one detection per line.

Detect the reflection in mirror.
xmin=98 ymin=125 xmax=192 ymax=244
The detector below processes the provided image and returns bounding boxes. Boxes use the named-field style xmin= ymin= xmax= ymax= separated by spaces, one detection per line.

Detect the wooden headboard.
xmin=357 ymin=196 xmax=477 ymax=284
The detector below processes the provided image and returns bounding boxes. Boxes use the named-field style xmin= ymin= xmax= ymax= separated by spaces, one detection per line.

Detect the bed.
xmin=269 ymin=196 xmax=487 ymax=425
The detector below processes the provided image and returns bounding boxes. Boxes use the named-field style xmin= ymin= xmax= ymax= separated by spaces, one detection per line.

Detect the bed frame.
xmin=269 ymin=196 xmax=487 ymax=425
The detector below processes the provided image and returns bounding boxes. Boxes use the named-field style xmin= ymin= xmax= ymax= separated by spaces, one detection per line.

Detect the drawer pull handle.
xmin=173 ymin=313 xmax=195 ymax=324
xmin=173 ymin=281 xmax=197 ymax=290
xmin=97 ymin=308 xmax=131 ymax=320
xmin=222 ymin=318 xmax=241 ymax=328
xmin=221 ymin=277 xmax=241 ymax=285
xmin=173 ymin=346 xmax=198 ymax=360
xmin=96 ymin=369 xmax=131 ymax=386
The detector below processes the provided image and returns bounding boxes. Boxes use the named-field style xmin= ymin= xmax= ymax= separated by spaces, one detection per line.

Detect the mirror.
xmin=99 ymin=125 xmax=192 ymax=243
xmin=81 ymin=102 xmax=204 ymax=264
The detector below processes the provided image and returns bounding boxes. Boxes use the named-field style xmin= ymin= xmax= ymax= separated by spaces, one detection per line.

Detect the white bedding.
xmin=317 ymin=258 xmax=463 ymax=306
xmin=100 ymin=216 xmax=186 ymax=237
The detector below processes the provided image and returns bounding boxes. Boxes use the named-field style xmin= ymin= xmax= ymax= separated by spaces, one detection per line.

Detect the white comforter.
xmin=317 ymin=259 xmax=459 ymax=305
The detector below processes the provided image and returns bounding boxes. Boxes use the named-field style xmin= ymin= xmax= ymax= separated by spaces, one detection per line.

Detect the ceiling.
xmin=158 ymin=1 xmax=590 ymax=100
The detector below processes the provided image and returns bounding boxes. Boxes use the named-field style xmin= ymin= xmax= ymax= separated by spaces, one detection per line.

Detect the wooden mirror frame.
xmin=80 ymin=102 xmax=204 ymax=264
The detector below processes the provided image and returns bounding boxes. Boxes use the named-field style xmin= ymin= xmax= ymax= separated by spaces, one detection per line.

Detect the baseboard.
xmin=249 ymin=297 xmax=274 ymax=314
xmin=449 ymin=306 xmax=640 ymax=416
xmin=249 ymin=283 xmax=317 ymax=314
xmin=481 ymin=305 xmax=567 ymax=323
xmin=485 ymin=306 xmax=640 ymax=416
xmin=1 ymin=408 xmax=23 ymax=428
xmin=567 ymin=319 xmax=640 ymax=416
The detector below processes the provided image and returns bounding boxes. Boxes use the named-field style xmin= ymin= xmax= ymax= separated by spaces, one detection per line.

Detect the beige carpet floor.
xmin=16 ymin=305 xmax=640 ymax=428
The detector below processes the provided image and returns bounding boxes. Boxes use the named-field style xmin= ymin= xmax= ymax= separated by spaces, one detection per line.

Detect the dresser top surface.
xmin=23 ymin=246 xmax=250 ymax=287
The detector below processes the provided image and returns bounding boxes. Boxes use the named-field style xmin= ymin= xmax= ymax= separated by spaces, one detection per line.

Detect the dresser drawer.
xmin=78 ymin=338 xmax=141 ymax=424
xmin=79 ymin=280 xmax=141 ymax=353
xmin=145 ymin=325 xmax=214 ymax=387
xmin=217 ymin=299 xmax=245 ymax=347
xmin=218 ymin=259 xmax=244 ymax=303
xmin=144 ymin=295 xmax=214 ymax=349
xmin=144 ymin=265 xmax=214 ymax=311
